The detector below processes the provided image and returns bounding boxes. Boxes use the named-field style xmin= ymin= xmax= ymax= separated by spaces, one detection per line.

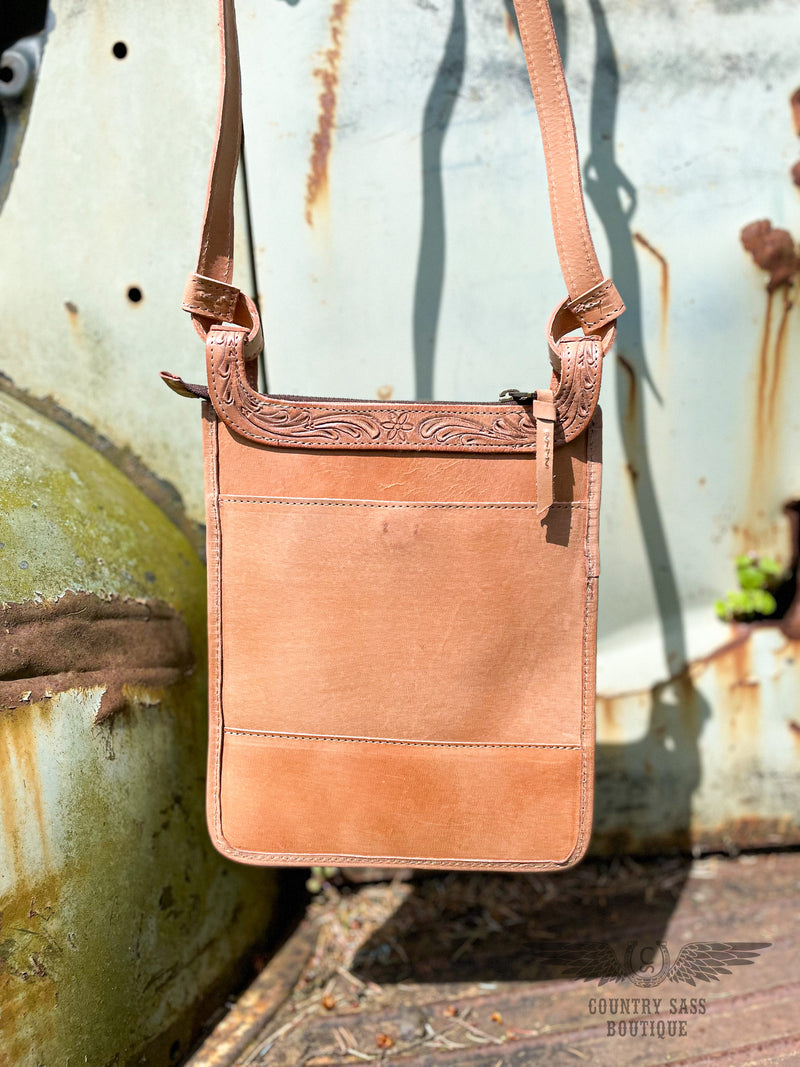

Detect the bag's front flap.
xmin=204 ymin=328 xmax=602 ymax=454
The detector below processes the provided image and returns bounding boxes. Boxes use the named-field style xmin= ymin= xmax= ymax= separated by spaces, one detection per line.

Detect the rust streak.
xmin=0 ymin=592 xmax=194 ymax=722
xmin=633 ymin=232 xmax=670 ymax=351
xmin=754 ymin=287 xmax=775 ymax=455
xmin=305 ymin=1 xmax=353 ymax=227
xmin=791 ymin=160 xmax=800 ymax=189
xmin=748 ymin=284 xmax=795 ymax=534
xmin=770 ymin=286 xmax=794 ymax=426
xmin=740 ymin=216 xmax=798 ymax=552
xmin=791 ymin=87 xmax=800 ymax=137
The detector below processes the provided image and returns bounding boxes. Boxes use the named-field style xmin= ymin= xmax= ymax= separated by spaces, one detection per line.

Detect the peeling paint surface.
xmin=0 ymin=592 xmax=194 ymax=720
xmin=594 ymin=625 xmax=800 ymax=854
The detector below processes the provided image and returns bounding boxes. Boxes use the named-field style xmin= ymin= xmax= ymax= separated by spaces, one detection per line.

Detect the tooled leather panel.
xmin=206 ymin=329 xmax=602 ymax=453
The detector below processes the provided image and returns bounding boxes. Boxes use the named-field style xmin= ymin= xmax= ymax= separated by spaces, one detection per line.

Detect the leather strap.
xmin=186 ymin=0 xmax=623 ymax=347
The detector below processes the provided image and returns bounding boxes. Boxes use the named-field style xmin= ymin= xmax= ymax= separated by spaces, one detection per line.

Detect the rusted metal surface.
xmin=0 ymin=390 xmax=278 ymax=1066
xmin=0 ymin=592 xmax=194 ymax=720
xmin=196 ymin=852 xmax=800 ymax=1065
xmin=632 ymin=232 xmax=669 ymax=353
xmin=593 ymin=624 xmax=800 ymax=855
xmin=0 ymin=0 xmax=798 ymax=873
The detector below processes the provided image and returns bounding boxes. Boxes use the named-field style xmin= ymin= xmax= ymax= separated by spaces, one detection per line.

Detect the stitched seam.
xmin=577 ymin=304 xmax=625 ymax=327
xmin=193 ymin=276 xmax=238 ymax=294
xmin=186 ymin=287 xmax=237 ymax=303
xmin=581 ymin=310 xmax=624 ymax=326
xmin=220 ymin=1 xmax=237 ymax=284
xmin=199 ymin=4 xmax=226 ymax=278
xmin=204 ymin=850 xmax=577 ymax=870
xmin=217 ymin=498 xmax=584 ymax=510
xmin=572 ymin=414 xmax=599 ymax=863
xmin=224 ymin=729 xmax=580 ymax=750
xmin=569 ymin=279 xmax=612 ymax=309
xmin=569 ymin=282 xmax=624 ymax=328
xmin=206 ymin=410 xmax=226 ymax=848
xmin=183 ymin=300 xmax=237 ymax=315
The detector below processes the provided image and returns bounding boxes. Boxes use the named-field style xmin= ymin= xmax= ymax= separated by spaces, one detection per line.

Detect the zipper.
xmin=269 ymin=390 xmax=534 ymax=406
xmin=162 ymin=374 xmax=533 ymax=406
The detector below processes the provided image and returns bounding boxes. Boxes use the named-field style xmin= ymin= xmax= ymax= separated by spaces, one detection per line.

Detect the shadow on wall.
xmin=412 ymin=0 xmax=566 ymax=400
xmin=383 ymin=0 xmax=707 ymax=980
xmin=413 ymin=0 xmax=466 ymax=401
xmin=413 ymin=0 xmax=707 ymax=857
xmin=581 ymin=0 xmax=709 ymax=857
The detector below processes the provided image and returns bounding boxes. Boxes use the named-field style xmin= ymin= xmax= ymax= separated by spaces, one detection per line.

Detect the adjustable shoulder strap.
xmin=183 ymin=0 xmax=623 ymax=349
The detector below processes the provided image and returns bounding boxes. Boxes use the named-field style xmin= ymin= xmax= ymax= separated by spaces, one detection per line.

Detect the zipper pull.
xmin=533 ymin=389 xmax=556 ymax=516
xmin=499 ymin=388 xmax=534 ymax=403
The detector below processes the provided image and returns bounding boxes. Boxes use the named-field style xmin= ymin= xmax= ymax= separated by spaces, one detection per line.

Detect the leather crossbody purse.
xmin=164 ymin=0 xmax=623 ymax=871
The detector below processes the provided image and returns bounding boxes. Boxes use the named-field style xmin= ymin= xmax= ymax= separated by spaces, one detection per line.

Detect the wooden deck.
xmin=187 ymin=851 xmax=800 ymax=1066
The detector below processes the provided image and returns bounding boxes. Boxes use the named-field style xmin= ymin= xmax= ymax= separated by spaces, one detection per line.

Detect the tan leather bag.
xmin=164 ymin=0 xmax=624 ymax=872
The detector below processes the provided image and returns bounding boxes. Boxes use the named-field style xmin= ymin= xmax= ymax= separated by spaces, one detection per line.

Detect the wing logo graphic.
xmin=538 ymin=941 xmax=772 ymax=987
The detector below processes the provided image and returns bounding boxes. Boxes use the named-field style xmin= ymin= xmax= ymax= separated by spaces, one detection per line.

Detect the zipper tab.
xmin=499 ymin=388 xmax=534 ymax=403
xmin=532 ymin=389 xmax=556 ymax=516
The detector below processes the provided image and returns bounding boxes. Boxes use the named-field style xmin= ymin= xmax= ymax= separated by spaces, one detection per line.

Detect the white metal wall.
xmin=1 ymin=0 xmax=799 ymax=849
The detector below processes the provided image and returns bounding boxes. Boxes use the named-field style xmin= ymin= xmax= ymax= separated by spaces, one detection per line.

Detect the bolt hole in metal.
xmin=127 ymin=286 xmax=142 ymax=304
xmin=112 ymin=41 xmax=128 ymax=60
xmin=0 ymin=51 xmax=33 ymax=98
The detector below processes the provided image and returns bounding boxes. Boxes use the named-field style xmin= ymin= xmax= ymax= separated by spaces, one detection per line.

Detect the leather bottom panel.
xmin=217 ymin=730 xmax=587 ymax=868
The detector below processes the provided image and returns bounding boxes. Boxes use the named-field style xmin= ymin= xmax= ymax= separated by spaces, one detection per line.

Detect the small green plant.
xmin=305 ymin=866 xmax=339 ymax=894
xmin=715 ymin=553 xmax=786 ymax=622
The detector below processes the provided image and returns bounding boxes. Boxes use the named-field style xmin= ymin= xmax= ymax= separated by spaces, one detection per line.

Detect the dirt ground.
xmin=188 ymin=851 xmax=800 ymax=1066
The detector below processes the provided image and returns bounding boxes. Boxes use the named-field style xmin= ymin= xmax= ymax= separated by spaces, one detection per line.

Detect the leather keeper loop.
xmin=182 ymin=273 xmax=241 ymax=321
xmin=547 ymin=298 xmax=616 ymax=358
xmin=566 ymin=278 xmax=625 ymax=334
xmin=191 ymin=290 xmax=263 ymax=361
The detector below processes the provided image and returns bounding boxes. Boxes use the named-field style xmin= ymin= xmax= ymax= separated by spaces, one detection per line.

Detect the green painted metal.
xmin=0 ymin=391 xmax=277 ymax=1067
